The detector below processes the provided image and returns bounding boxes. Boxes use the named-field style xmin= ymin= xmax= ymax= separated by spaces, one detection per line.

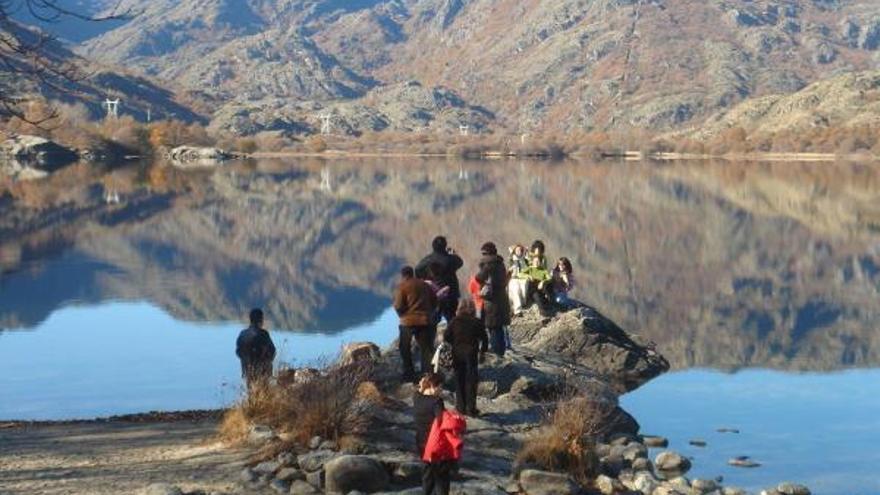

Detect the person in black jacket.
xmin=415 ymin=236 xmax=464 ymax=324
xmin=235 ymin=308 xmax=276 ymax=390
xmin=413 ymin=372 xmax=452 ymax=495
xmin=475 ymin=242 xmax=511 ymax=357
xmin=443 ymin=299 xmax=488 ymax=416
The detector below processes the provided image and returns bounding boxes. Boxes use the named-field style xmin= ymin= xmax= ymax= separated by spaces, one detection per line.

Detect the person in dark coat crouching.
xmin=236 ymin=308 xmax=276 ymax=390
xmin=475 ymin=242 xmax=511 ymax=357
xmin=443 ymin=299 xmax=488 ymax=416
xmin=414 ymin=372 xmax=453 ymax=495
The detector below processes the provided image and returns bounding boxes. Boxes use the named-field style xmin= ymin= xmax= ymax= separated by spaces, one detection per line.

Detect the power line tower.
xmin=103 ymin=99 xmax=120 ymax=119
xmin=318 ymin=113 xmax=332 ymax=135
xmin=459 ymin=124 xmax=469 ymax=137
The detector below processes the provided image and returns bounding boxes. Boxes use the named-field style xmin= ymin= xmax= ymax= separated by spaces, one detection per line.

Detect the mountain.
xmin=67 ymin=0 xmax=880 ymax=136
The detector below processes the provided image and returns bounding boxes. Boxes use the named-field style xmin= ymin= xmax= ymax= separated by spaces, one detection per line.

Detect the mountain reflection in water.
xmin=1 ymin=158 xmax=879 ymax=371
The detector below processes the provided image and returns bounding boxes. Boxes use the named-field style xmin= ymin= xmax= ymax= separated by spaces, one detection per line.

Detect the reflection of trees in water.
xmin=1 ymin=158 xmax=879 ymax=369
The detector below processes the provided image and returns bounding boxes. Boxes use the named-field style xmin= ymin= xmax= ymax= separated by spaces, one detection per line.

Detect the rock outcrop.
xmin=167 ymin=146 xmax=234 ymax=167
xmin=509 ymin=304 xmax=670 ymax=392
xmin=1 ymin=135 xmax=78 ymax=171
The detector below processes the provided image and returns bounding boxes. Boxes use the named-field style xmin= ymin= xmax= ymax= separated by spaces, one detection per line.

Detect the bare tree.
xmin=0 ymin=0 xmax=129 ymax=124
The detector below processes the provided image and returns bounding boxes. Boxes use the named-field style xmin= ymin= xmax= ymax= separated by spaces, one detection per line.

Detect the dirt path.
xmin=0 ymin=418 xmax=248 ymax=495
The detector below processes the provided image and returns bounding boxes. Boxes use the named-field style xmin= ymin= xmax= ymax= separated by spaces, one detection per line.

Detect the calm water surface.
xmin=1 ymin=158 xmax=878 ymax=494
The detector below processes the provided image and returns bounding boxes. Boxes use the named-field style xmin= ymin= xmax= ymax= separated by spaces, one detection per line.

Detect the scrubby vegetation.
xmin=5 ymin=96 xmax=880 ymax=161
xmin=218 ymin=362 xmax=382 ymax=451
xmin=516 ymin=396 xmax=611 ymax=485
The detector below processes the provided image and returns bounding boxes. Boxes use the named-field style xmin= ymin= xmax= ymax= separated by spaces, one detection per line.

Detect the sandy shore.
xmin=0 ymin=414 xmax=247 ymax=495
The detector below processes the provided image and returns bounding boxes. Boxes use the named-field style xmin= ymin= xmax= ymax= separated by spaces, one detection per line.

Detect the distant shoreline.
xmin=248 ymin=150 xmax=877 ymax=162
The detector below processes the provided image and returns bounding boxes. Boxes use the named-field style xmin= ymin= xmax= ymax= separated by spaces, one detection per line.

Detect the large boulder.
xmin=323 ymin=455 xmax=389 ymax=494
xmin=518 ymin=469 xmax=579 ymax=495
xmin=1 ymin=135 xmax=78 ymax=171
xmin=340 ymin=342 xmax=381 ymax=366
xmin=654 ymin=451 xmax=692 ymax=474
xmin=509 ymin=304 xmax=669 ymax=392
xmin=168 ymin=146 xmax=233 ymax=167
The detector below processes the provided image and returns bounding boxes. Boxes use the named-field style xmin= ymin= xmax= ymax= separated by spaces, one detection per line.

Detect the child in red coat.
xmin=414 ymin=373 xmax=455 ymax=495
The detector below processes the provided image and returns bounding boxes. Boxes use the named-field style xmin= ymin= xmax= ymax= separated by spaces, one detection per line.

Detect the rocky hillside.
xmin=67 ymin=0 xmax=880 ymax=135
xmin=0 ymin=21 xmax=204 ymax=124
xmin=693 ymin=69 xmax=880 ymax=138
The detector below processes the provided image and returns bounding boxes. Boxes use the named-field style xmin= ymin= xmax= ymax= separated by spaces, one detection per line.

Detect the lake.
xmin=1 ymin=157 xmax=878 ymax=494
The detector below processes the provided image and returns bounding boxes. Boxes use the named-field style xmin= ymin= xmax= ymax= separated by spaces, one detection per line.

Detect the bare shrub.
xmin=219 ymin=362 xmax=380 ymax=447
xmin=306 ymin=135 xmax=328 ymax=153
xmin=516 ymin=397 xmax=613 ymax=484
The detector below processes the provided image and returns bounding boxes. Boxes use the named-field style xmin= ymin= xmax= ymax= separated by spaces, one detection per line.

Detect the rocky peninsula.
xmin=0 ymin=304 xmax=813 ymax=495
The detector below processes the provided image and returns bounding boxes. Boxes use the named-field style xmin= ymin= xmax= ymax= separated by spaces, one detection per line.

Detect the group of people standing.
xmin=396 ymin=235 xmax=576 ymax=495
xmin=393 ymin=236 xmax=576 ymax=416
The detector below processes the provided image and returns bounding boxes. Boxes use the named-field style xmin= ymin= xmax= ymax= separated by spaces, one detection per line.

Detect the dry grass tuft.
xmin=218 ymin=362 xmax=381 ymax=448
xmin=516 ymin=397 xmax=612 ymax=484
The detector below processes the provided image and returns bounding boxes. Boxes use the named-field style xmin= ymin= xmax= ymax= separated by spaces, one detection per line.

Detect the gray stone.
xmin=290 ymin=479 xmax=321 ymax=495
xmin=393 ymin=461 xmax=423 ymax=485
xmin=641 ymin=435 xmax=669 ymax=448
xmin=508 ymin=305 xmax=670 ymax=392
xmin=594 ymin=474 xmax=622 ymax=495
xmin=278 ymin=452 xmax=297 ymax=467
xmin=518 ymin=469 xmax=578 ymax=495
xmin=271 ymin=479 xmax=291 ymax=493
xmin=306 ymin=470 xmax=324 ymax=490
xmin=609 ymin=433 xmax=638 ymax=446
xmin=504 ymin=482 xmax=521 ymax=493
xmin=654 ymin=451 xmax=692 ymax=474
xmin=277 ymin=467 xmax=306 ymax=482
xmin=240 ymin=468 xmax=258 ymax=484
xmin=632 ymin=472 xmax=657 ymax=493
xmin=654 ymin=486 xmax=688 ymax=495
xmin=248 ymin=424 xmax=277 ymax=444
xmin=689 ymin=439 xmax=707 ymax=447
xmin=622 ymin=442 xmax=648 ymax=462
xmin=320 ymin=440 xmax=339 ymax=451
xmin=728 ymin=456 xmax=761 ymax=468
xmin=298 ymin=450 xmax=337 ymax=472
xmin=339 ymin=342 xmax=381 ymax=366
xmin=631 ymin=457 xmax=653 ymax=472
xmin=309 ymin=436 xmax=323 ymax=449
xmin=599 ymin=454 xmax=625 ymax=476
xmin=348 ymin=491 xmax=366 ymax=495
xmin=254 ymin=460 xmax=282 ymax=475
xmin=168 ymin=146 xmax=233 ymax=167
xmin=594 ymin=443 xmax=611 ymax=457
xmin=692 ymin=479 xmax=718 ymax=493
xmin=668 ymin=476 xmax=690 ymax=489
xmin=722 ymin=488 xmax=748 ymax=495
xmin=777 ymin=483 xmax=811 ymax=495
xmin=324 ymin=455 xmax=389 ymax=494
xmin=140 ymin=484 xmax=182 ymax=495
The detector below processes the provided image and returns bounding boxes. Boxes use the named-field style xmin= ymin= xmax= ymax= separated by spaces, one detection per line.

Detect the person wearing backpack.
xmin=443 ymin=299 xmax=488 ymax=417
xmin=474 ymin=242 xmax=511 ymax=357
xmin=414 ymin=373 xmax=455 ymax=495
xmin=415 ymin=236 xmax=464 ymax=324
xmin=394 ymin=266 xmax=438 ymax=382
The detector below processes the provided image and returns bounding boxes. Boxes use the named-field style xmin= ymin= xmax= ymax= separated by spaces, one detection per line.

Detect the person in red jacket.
xmin=413 ymin=373 xmax=453 ymax=495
